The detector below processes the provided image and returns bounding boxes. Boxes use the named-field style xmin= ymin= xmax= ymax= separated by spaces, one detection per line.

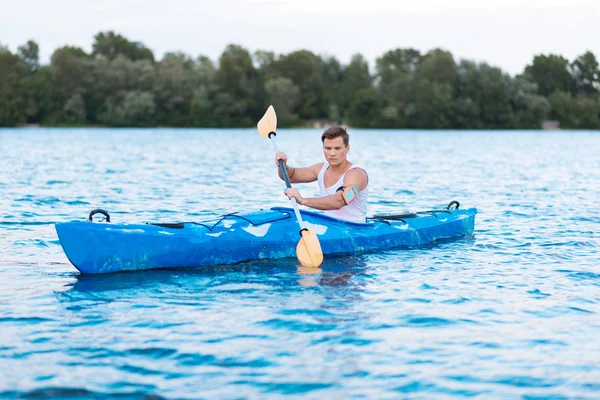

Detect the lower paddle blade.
xmin=296 ymin=230 xmax=323 ymax=267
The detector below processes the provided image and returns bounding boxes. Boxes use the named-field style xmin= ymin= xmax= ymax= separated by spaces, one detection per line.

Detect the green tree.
xmin=411 ymin=80 xmax=454 ymax=129
xmin=549 ymin=91 xmax=576 ymax=127
xmin=273 ymin=50 xmax=324 ymax=120
xmin=451 ymin=98 xmax=482 ymax=129
xmin=3 ymin=36 xmax=600 ymax=129
xmin=213 ymin=92 xmax=246 ymax=125
xmin=453 ymin=60 xmax=483 ymax=128
xmin=408 ymin=49 xmax=457 ymax=129
xmin=571 ymin=51 xmax=599 ymax=97
xmin=190 ymin=56 xmax=218 ymax=126
xmin=83 ymin=55 xmax=155 ymax=124
xmin=376 ymin=48 xmax=421 ymax=107
xmin=99 ymin=91 xmax=155 ymax=126
xmin=92 ymin=31 xmax=154 ymax=62
xmin=339 ymin=54 xmax=372 ymax=119
xmin=375 ymin=48 xmax=422 ymax=127
xmin=17 ymin=40 xmax=40 ymax=72
xmin=347 ymin=88 xmax=382 ymax=127
xmin=79 ymin=55 xmax=110 ymax=124
xmin=265 ymin=77 xmax=300 ymax=125
xmin=154 ymin=52 xmax=196 ymax=126
xmin=376 ymin=48 xmax=421 ymax=79
xmin=0 ymin=49 xmax=27 ymax=126
xmin=472 ymin=64 xmax=512 ymax=129
xmin=26 ymin=66 xmax=60 ymax=124
xmin=524 ymin=54 xmax=573 ymax=97
xmin=15 ymin=40 xmax=45 ymax=123
xmin=571 ymin=96 xmax=600 ymax=129
xmin=119 ymin=91 xmax=156 ymax=126
xmin=254 ymin=50 xmax=276 ymax=78
xmin=550 ymin=91 xmax=600 ymax=129
xmin=64 ymin=93 xmax=87 ymax=123
xmin=317 ymin=55 xmax=343 ymax=121
xmin=508 ymin=77 xmax=550 ymax=129
xmin=455 ymin=61 xmax=539 ymax=129
xmin=418 ymin=48 xmax=457 ymax=86
xmin=215 ymin=44 xmax=263 ymax=126
xmin=50 ymin=46 xmax=88 ymax=122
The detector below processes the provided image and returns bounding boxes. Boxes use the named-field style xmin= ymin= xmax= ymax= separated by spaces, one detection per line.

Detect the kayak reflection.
xmin=297 ymin=255 xmax=367 ymax=287
xmin=60 ymin=255 xmax=369 ymax=298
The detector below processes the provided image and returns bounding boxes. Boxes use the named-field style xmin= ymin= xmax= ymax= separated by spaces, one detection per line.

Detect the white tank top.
xmin=317 ymin=162 xmax=369 ymax=223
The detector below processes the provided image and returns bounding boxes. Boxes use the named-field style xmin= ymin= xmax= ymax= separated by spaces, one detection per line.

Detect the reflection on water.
xmin=60 ymin=254 xmax=370 ymax=298
xmin=297 ymin=255 xmax=368 ymax=287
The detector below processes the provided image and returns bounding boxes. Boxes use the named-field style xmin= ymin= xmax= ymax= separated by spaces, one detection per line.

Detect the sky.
xmin=1 ymin=0 xmax=599 ymax=75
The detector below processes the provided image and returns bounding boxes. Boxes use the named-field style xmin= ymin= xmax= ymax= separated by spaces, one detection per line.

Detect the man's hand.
xmin=275 ymin=151 xmax=288 ymax=167
xmin=284 ymin=188 xmax=305 ymax=205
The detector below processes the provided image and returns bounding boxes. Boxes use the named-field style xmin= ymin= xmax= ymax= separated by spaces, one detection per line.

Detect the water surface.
xmin=1 ymin=128 xmax=599 ymax=398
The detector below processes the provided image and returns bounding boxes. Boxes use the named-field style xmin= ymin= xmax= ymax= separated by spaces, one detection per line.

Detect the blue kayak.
xmin=55 ymin=202 xmax=476 ymax=274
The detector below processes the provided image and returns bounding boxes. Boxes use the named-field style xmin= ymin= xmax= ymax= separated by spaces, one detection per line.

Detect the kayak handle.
xmin=88 ymin=209 xmax=111 ymax=222
xmin=445 ymin=201 xmax=460 ymax=210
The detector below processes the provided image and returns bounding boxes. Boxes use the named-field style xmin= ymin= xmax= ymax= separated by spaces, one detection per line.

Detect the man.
xmin=275 ymin=126 xmax=369 ymax=223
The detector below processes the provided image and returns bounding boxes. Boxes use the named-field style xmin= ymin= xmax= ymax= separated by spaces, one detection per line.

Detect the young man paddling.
xmin=275 ymin=126 xmax=369 ymax=223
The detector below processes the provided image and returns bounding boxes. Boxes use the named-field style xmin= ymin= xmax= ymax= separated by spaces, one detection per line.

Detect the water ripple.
xmin=1 ymin=128 xmax=599 ymax=398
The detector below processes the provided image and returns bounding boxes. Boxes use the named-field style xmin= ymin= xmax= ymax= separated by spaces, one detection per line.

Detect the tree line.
xmin=1 ymin=31 xmax=599 ymax=129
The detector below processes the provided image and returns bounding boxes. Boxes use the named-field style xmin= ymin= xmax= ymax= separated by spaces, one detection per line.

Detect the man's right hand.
xmin=275 ymin=152 xmax=288 ymax=167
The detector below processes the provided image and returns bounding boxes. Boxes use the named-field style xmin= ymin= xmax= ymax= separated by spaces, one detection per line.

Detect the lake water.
xmin=1 ymin=128 xmax=599 ymax=398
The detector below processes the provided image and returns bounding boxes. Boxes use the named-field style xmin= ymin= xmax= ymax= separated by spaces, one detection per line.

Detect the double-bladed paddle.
xmin=257 ymin=105 xmax=324 ymax=268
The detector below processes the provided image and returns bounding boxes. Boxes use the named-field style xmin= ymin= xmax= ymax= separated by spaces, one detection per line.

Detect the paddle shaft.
xmin=269 ymin=134 xmax=306 ymax=231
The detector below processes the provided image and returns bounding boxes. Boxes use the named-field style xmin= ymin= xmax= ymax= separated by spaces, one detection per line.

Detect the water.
xmin=1 ymin=128 xmax=599 ymax=399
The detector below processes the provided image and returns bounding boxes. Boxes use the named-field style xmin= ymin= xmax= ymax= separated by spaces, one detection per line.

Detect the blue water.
xmin=1 ymin=128 xmax=599 ymax=399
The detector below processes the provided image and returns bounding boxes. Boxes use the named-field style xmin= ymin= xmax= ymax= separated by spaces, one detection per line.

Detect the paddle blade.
xmin=257 ymin=105 xmax=277 ymax=137
xmin=296 ymin=229 xmax=323 ymax=267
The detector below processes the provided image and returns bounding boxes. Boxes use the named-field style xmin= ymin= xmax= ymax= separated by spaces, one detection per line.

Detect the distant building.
xmin=542 ymin=120 xmax=560 ymax=130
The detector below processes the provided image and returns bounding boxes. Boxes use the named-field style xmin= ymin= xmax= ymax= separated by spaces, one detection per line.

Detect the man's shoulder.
xmin=309 ymin=162 xmax=326 ymax=172
xmin=345 ymin=167 xmax=368 ymax=184
xmin=347 ymin=165 xmax=368 ymax=176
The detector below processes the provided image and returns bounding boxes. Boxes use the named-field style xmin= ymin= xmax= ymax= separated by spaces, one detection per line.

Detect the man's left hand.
xmin=284 ymin=188 xmax=305 ymax=205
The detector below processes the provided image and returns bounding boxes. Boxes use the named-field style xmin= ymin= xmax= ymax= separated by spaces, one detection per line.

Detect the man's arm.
xmin=285 ymin=168 xmax=368 ymax=210
xmin=275 ymin=152 xmax=323 ymax=183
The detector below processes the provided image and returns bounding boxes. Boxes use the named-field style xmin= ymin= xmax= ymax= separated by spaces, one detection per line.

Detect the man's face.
xmin=323 ymin=137 xmax=349 ymax=166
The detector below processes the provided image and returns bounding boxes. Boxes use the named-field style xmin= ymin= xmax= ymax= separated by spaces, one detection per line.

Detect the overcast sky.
xmin=1 ymin=0 xmax=598 ymax=75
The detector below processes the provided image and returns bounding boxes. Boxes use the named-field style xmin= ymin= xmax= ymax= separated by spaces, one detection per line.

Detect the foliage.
xmin=18 ymin=40 xmax=40 ymax=72
xmin=272 ymin=50 xmax=324 ymax=120
xmin=571 ymin=51 xmax=599 ymax=97
xmin=0 ymin=50 xmax=27 ymax=126
xmin=1 ymin=34 xmax=599 ymax=129
xmin=92 ymin=31 xmax=154 ymax=62
xmin=265 ymin=77 xmax=300 ymax=126
xmin=524 ymin=54 xmax=573 ymax=97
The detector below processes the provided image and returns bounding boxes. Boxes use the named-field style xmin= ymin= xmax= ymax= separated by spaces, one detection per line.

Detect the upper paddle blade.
xmin=296 ymin=229 xmax=323 ymax=267
xmin=257 ymin=105 xmax=277 ymax=137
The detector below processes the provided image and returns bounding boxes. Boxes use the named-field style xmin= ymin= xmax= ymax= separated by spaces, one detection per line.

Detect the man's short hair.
xmin=321 ymin=126 xmax=349 ymax=147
